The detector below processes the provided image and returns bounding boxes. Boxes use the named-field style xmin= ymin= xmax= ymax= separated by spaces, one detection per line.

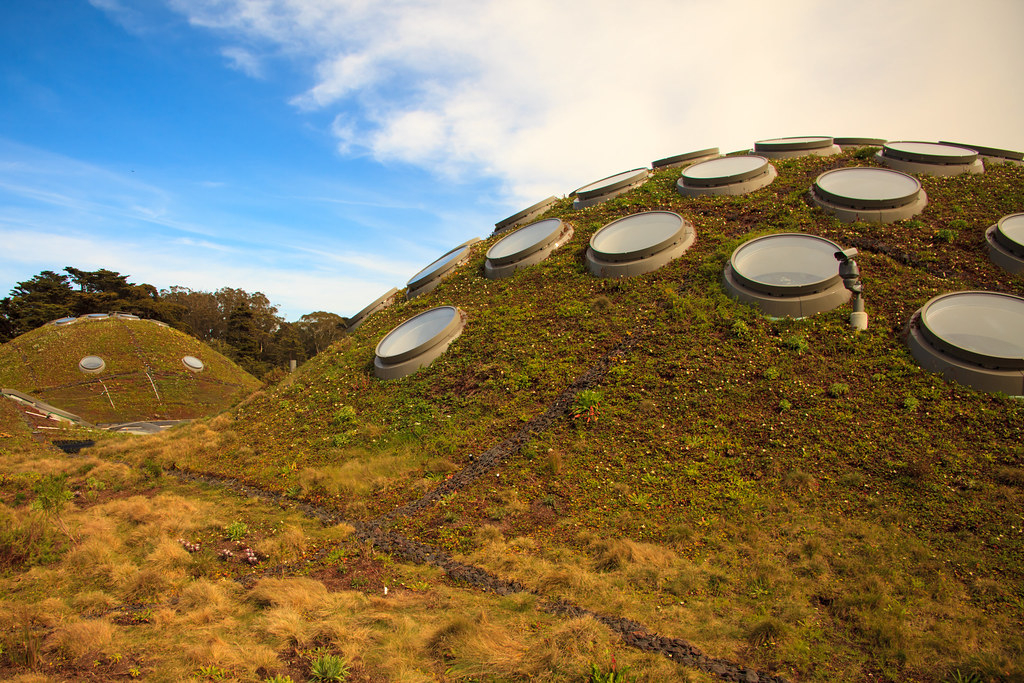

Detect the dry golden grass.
xmin=299 ymin=445 xmax=422 ymax=497
xmin=44 ymin=617 xmax=114 ymax=659
xmin=247 ymin=576 xmax=328 ymax=611
xmin=254 ymin=524 xmax=306 ymax=564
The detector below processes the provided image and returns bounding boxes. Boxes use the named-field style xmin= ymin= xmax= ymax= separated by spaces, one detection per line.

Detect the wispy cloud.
xmin=221 ymin=46 xmax=264 ymax=78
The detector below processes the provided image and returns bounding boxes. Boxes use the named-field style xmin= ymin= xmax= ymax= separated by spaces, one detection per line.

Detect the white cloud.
xmin=221 ymin=46 xmax=264 ymax=78
xmin=160 ymin=0 xmax=1024 ymax=209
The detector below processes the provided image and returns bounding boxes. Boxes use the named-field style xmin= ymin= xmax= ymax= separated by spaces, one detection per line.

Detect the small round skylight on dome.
xmin=374 ymin=306 xmax=466 ymax=379
xmin=907 ymin=291 xmax=1024 ymax=396
xmin=406 ymin=243 xmax=474 ymax=300
xmin=753 ymin=136 xmax=840 ymax=159
xmin=84 ymin=313 xmax=110 ymax=320
xmin=586 ymin=211 xmax=695 ymax=278
xmin=485 ymin=218 xmax=573 ymax=280
xmin=495 ymin=196 xmax=558 ymax=233
xmin=114 ymin=312 xmax=140 ymax=320
xmin=345 ymin=288 xmax=400 ymax=333
xmin=572 ymin=168 xmax=650 ymax=209
xmin=676 ymin=155 xmax=777 ymax=196
xmin=53 ymin=316 xmax=78 ymax=326
xmin=182 ymin=356 xmax=205 ymax=372
xmin=985 ymin=212 xmax=1024 ymax=274
xmin=811 ymin=167 xmax=927 ymax=223
xmin=79 ymin=356 xmax=106 ymax=374
xmin=723 ymin=233 xmax=851 ymax=317
xmin=878 ymin=141 xmax=983 ymax=176
xmin=651 ymin=148 xmax=720 ymax=170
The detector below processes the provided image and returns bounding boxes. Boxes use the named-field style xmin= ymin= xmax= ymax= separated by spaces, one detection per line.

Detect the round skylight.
xmin=940 ymin=141 xmax=1023 ymax=163
xmin=753 ymin=136 xmax=840 ymax=159
xmin=834 ymin=137 xmax=887 ymax=147
xmin=985 ymin=213 xmax=1024 ymax=274
xmin=406 ymin=244 xmax=473 ymax=300
xmin=677 ymin=155 xmax=777 ymax=196
xmin=723 ymin=233 xmax=851 ymax=317
xmin=811 ymin=167 xmax=926 ymax=223
xmin=572 ymin=168 xmax=650 ymax=209
xmin=485 ymin=218 xmax=573 ymax=279
xmin=495 ymin=196 xmax=558 ymax=233
xmin=79 ymin=356 xmax=106 ymax=374
xmin=652 ymin=147 xmax=720 ymax=170
xmin=586 ymin=211 xmax=695 ymax=278
xmin=879 ymin=141 xmax=983 ymax=175
xmin=346 ymin=288 xmax=399 ymax=333
xmin=374 ymin=306 xmax=466 ymax=379
xmin=908 ymin=291 xmax=1024 ymax=396
xmin=53 ymin=317 xmax=78 ymax=326
xmin=182 ymin=356 xmax=204 ymax=372
xmin=114 ymin=313 xmax=140 ymax=320
xmin=84 ymin=313 xmax=110 ymax=320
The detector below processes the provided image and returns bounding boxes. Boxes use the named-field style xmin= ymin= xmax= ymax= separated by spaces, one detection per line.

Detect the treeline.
xmin=0 ymin=267 xmax=347 ymax=378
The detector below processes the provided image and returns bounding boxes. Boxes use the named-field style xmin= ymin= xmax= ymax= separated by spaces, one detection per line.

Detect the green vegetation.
xmin=1 ymin=148 xmax=1023 ymax=682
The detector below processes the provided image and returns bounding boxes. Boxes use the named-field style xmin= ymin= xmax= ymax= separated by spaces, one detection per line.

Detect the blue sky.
xmin=2 ymin=0 xmax=1022 ymax=320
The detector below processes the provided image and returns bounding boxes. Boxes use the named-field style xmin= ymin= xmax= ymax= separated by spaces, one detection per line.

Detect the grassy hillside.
xmin=0 ymin=318 xmax=261 ymax=423
xmin=2 ymin=147 xmax=1023 ymax=682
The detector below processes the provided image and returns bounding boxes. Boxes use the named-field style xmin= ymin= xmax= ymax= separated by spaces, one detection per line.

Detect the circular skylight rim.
xmin=589 ymin=211 xmax=690 ymax=263
xmin=812 ymin=167 xmax=922 ymax=210
xmin=182 ymin=355 xmax=205 ymax=372
xmin=882 ymin=141 xmax=978 ymax=165
xmin=495 ymin=196 xmax=558 ymax=232
xmin=347 ymin=288 xmax=399 ymax=330
xmin=84 ymin=313 xmax=110 ymax=320
xmin=406 ymin=245 xmax=471 ymax=291
xmin=833 ymin=137 xmax=887 ymax=146
xmin=755 ymin=136 xmax=834 ymax=152
xmin=682 ymin=155 xmax=772 ymax=187
xmin=652 ymin=147 xmax=720 ymax=169
xmin=487 ymin=218 xmax=565 ymax=266
xmin=79 ymin=355 xmax=106 ymax=373
xmin=729 ymin=233 xmax=844 ymax=296
xmin=940 ymin=141 xmax=1024 ymax=161
xmin=574 ymin=168 xmax=650 ymax=200
xmin=375 ymin=305 xmax=462 ymax=364
xmin=53 ymin=316 xmax=78 ymax=326
xmin=994 ymin=213 xmax=1024 ymax=256
xmin=917 ymin=291 xmax=1024 ymax=369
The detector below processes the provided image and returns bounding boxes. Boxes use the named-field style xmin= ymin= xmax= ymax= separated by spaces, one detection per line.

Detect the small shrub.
xmin=31 ymin=474 xmax=75 ymax=541
xmin=763 ymin=366 xmax=780 ymax=381
xmin=904 ymin=219 xmax=924 ymax=229
xmin=225 ymin=521 xmax=248 ymax=542
xmin=903 ymin=396 xmax=920 ymax=411
xmin=935 ymin=228 xmax=957 ymax=244
xmin=332 ymin=406 xmax=356 ymax=428
xmin=265 ymin=676 xmax=295 ymax=683
xmin=746 ymin=617 xmax=787 ymax=646
xmin=783 ymin=335 xmax=809 ymax=354
xmin=730 ymin=320 xmax=751 ymax=340
xmin=572 ymin=390 xmax=603 ymax=423
xmin=778 ymin=399 xmax=792 ymax=412
xmin=309 ymin=653 xmax=350 ymax=682
xmin=948 ymin=218 xmax=969 ymax=231
xmin=140 ymin=458 xmax=162 ymax=480
xmin=588 ymin=656 xmax=633 ymax=682
xmin=827 ymin=382 xmax=850 ymax=398
xmin=196 ymin=665 xmax=226 ymax=680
